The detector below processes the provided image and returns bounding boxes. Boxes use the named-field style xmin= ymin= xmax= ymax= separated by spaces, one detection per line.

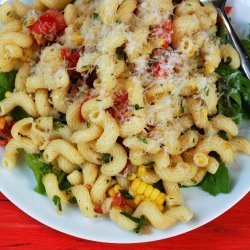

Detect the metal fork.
xmin=201 ymin=0 xmax=250 ymax=79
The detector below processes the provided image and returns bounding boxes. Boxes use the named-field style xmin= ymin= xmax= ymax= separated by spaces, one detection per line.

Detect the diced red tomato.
xmin=28 ymin=10 xmax=67 ymax=44
xmin=112 ymin=193 xmax=127 ymax=208
xmin=107 ymin=90 xmax=129 ymax=123
xmin=0 ymin=119 xmax=15 ymax=147
xmin=61 ymin=47 xmax=82 ymax=69
xmin=151 ymin=19 xmax=173 ymax=49
xmin=217 ymin=6 xmax=232 ymax=23
xmin=94 ymin=203 xmax=104 ymax=214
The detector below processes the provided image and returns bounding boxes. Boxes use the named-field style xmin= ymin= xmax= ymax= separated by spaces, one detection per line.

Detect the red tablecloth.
xmin=0 ymin=192 xmax=249 ymax=250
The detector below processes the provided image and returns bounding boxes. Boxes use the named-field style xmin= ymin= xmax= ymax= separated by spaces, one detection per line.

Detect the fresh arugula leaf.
xmin=52 ymin=195 xmax=62 ymax=211
xmin=0 ymin=71 xmax=16 ymax=101
xmin=216 ymin=63 xmax=250 ymax=123
xmin=25 ymin=153 xmax=69 ymax=194
xmin=24 ymin=153 xmax=53 ymax=195
xmin=103 ymin=153 xmax=113 ymax=163
xmin=119 ymin=190 xmax=133 ymax=199
xmin=201 ymin=161 xmax=230 ymax=196
xmin=120 ymin=212 xmax=146 ymax=233
xmin=11 ymin=107 xmax=30 ymax=121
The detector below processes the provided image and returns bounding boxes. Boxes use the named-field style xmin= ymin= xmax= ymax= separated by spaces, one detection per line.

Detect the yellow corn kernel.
xmin=155 ymin=193 xmax=166 ymax=205
xmin=134 ymin=194 xmax=144 ymax=205
xmin=113 ymin=184 xmax=122 ymax=193
xmin=72 ymin=33 xmax=84 ymax=45
xmin=144 ymin=185 xmax=154 ymax=198
xmin=5 ymin=91 xmax=12 ymax=98
xmin=157 ymin=204 xmax=164 ymax=212
xmin=197 ymin=156 xmax=205 ymax=164
xmin=130 ymin=178 xmax=141 ymax=192
xmin=137 ymin=166 xmax=146 ymax=177
xmin=108 ymin=188 xmax=116 ymax=198
xmin=136 ymin=181 xmax=147 ymax=195
xmin=127 ymin=173 xmax=137 ymax=181
xmin=204 ymin=64 xmax=213 ymax=75
xmin=123 ymin=205 xmax=133 ymax=215
xmin=222 ymin=141 xmax=231 ymax=149
xmin=149 ymin=188 xmax=161 ymax=201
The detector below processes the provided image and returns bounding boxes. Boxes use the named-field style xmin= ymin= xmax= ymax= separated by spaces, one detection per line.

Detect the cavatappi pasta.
xmin=0 ymin=0 xmax=249 ymax=234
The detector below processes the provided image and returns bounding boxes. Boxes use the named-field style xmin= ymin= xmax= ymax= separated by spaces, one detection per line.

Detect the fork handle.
xmin=217 ymin=8 xmax=250 ymax=79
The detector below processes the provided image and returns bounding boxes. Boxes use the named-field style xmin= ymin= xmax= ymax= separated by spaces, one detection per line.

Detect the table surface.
xmin=0 ymin=192 xmax=249 ymax=250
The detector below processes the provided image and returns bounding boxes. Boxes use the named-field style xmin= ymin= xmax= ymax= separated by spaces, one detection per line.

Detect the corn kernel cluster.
xmin=130 ymin=178 xmax=166 ymax=211
xmin=108 ymin=184 xmax=121 ymax=198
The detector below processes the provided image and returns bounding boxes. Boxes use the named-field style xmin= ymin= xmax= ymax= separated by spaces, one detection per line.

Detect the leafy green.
xmin=11 ymin=107 xmax=30 ymax=121
xmin=130 ymin=104 xmax=144 ymax=110
xmin=52 ymin=195 xmax=62 ymax=211
xmin=24 ymin=153 xmax=53 ymax=195
xmin=0 ymin=71 xmax=16 ymax=101
xmin=54 ymin=122 xmax=65 ymax=131
xmin=120 ymin=212 xmax=146 ymax=233
xmin=217 ymin=23 xmax=229 ymax=43
xmin=103 ymin=153 xmax=113 ymax=163
xmin=152 ymin=180 xmax=165 ymax=192
xmin=216 ymin=63 xmax=250 ymax=124
xmin=68 ymin=197 xmax=77 ymax=204
xmin=115 ymin=47 xmax=126 ymax=60
xmin=55 ymin=113 xmax=67 ymax=124
xmin=119 ymin=190 xmax=133 ymax=199
xmin=201 ymin=161 xmax=230 ymax=196
xmin=24 ymin=153 xmax=71 ymax=194
xmin=217 ymin=130 xmax=228 ymax=141
xmin=93 ymin=13 xmax=99 ymax=19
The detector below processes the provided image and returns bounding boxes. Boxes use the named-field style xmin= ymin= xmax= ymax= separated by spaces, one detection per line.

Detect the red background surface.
xmin=0 ymin=192 xmax=249 ymax=250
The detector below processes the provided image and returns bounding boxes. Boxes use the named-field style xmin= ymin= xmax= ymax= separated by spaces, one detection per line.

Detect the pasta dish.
xmin=0 ymin=0 xmax=249 ymax=234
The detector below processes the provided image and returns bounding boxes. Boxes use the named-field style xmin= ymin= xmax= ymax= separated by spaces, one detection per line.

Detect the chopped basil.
xmin=54 ymin=122 xmax=65 ymax=131
xmin=199 ymin=1 xmax=204 ymax=7
xmin=103 ymin=153 xmax=113 ymax=163
xmin=82 ymin=64 xmax=88 ymax=68
xmin=137 ymin=136 xmax=148 ymax=144
xmin=120 ymin=212 xmax=146 ymax=233
xmin=115 ymin=47 xmax=126 ymax=60
xmin=0 ymin=136 xmax=6 ymax=140
xmin=218 ymin=130 xmax=228 ymax=141
xmin=96 ymin=99 xmax=102 ymax=102
xmin=130 ymin=104 xmax=144 ymax=110
xmin=119 ymin=189 xmax=133 ymax=199
xmin=93 ymin=13 xmax=99 ymax=19
xmin=152 ymin=180 xmax=165 ymax=192
xmin=52 ymin=195 xmax=62 ymax=211
xmin=69 ymin=197 xmax=77 ymax=204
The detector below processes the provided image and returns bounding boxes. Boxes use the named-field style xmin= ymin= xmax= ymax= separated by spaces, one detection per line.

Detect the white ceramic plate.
xmin=0 ymin=0 xmax=249 ymax=244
